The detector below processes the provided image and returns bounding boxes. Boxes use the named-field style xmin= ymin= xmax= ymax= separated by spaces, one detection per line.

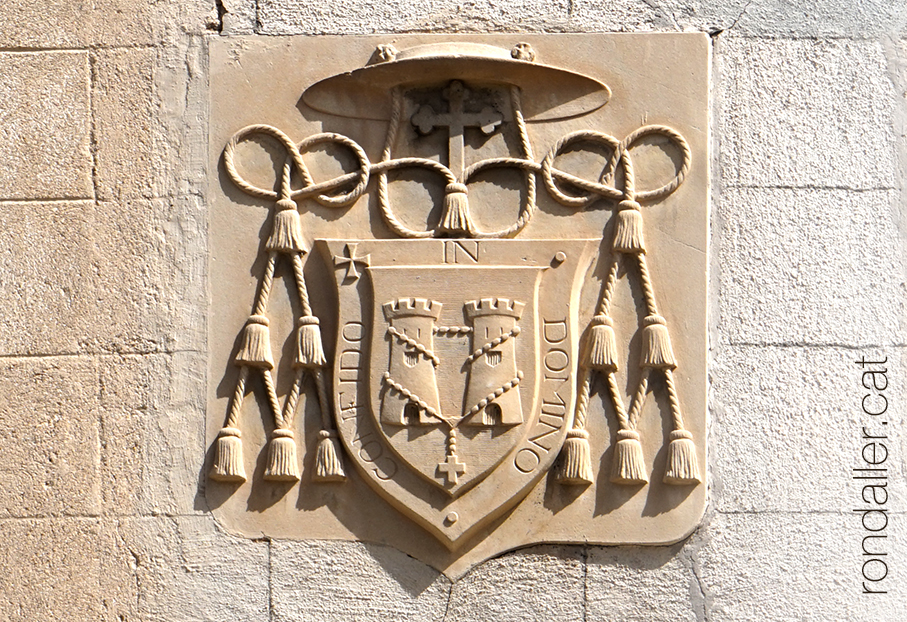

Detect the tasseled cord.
xmin=266 ymin=199 xmax=308 ymax=253
xmin=557 ymin=371 xmax=594 ymax=485
xmin=293 ymin=315 xmax=344 ymax=481
xmin=438 ymin=183 xmax=475 ymax=236
xmin=641 ymin=314 xmax=676 ymax=369
xmin=315 ymin=430 xmax=346 ymax=482
xmin=611 ymin=429 xmax=648 ymax=484
xmin=235 ymin=315 xmax=275 ymax=369
xmin=558 ymin=428 xmax=594 ymax=484
xmin=664 ymin=429 xmax=701 ymax=485
xmin=264 ymin=428 xmax=301 ymax=482
xmin=612 ymin=199 xmax=646 ymax=254
xmin=585 ymin=315 xmax=618 ymax=372
xmin=211 ymin=427 xmax=247 ymax=482
xmin=295 ymin=316 xmax=326 ymax=369
xmin=557 ymin=311 xmax=621 ymax=486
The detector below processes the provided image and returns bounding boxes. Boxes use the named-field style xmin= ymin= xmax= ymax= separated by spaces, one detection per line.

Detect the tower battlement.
xmin=464 ymin=298 xmax=525 ymax=320
xmin=383 ymin=297 xmax=443 ymax=321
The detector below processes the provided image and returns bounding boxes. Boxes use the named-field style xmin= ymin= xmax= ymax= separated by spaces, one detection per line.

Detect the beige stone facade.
xmin=0 ymin=1 xmax=905 ymax=620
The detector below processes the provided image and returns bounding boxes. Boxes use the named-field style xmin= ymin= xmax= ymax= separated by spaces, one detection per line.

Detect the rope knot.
xmin=276 ymin=198 xmax=297 ymax=211
xmin=644 ymin=314 xmax=667 ymax=327
xmin=669 ymin=429 xmax=693 ymax=442
xmin=590 ymin=314 xmax=612 ymax=327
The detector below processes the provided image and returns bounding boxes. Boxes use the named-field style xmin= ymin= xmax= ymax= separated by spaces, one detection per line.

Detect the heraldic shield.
xmin=322 ymin=238 xmax=597 ymax=548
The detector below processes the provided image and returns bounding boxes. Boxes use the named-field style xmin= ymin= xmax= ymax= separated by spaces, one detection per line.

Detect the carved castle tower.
xmin=381 ymin=297 xmax=443 ymax=425
xmin=463 ymin=298 xmax=525 ymax=426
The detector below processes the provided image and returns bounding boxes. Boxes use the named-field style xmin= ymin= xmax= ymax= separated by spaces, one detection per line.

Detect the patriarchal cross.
xmin=411 ymin=80 xmax=503 ymax=179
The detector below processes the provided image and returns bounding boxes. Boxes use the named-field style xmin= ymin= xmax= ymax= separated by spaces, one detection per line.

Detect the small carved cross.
xmin=411 ymin=80 xmax=503 ymax=179
xmin=333 ymin=243 xmax=371 ymax=280
xmin=437 ymin=453 xmax=466 ymax=485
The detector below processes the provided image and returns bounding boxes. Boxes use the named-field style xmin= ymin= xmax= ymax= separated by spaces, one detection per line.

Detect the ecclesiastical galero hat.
xmin=301 ymin=42 xmax=611 ymax=123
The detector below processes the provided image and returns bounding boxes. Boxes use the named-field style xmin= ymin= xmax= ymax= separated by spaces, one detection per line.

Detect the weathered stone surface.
xmin=106 ymin=516 xmax=270 ymax=622
xmin=240 ymin=0 xmax=907 ymax=36
xmin=220 ymin=0 xmax=258 ymax=34
xmin=732 ymin=0 xmax=907 ymax=37
xmin=699 ymin=512 xmax=906 ymax=621
xmin=0 ymin=52 xmax=92 ymax=200
xmin=719 ymin=38 xmax=898 ymax=190
xmin=649 ymin=0 xmax=907 ymax=37
xmin=0 ymin=201 xmax=99 ymax=355
xmin=257 ymin=0 xmax=663 ymax=33
xmin=153 ymin=39 xmax=209 ymax=199
xmin=586 ymin=545 xmax=697 ymax=621
xmin=271 ymin=540 xmax=450 ymax=621
xmin=0 ymin=357 xmax=99 ymax=518
xmin=258 ymin=0 xmax=571 ymax=34
xmin=99 ymin=352 xmax=206 ymax=516
xmin=446 ymin=546 xmax=585 ymax=622
xmin=0 ymin=0 xmax=212 ymax=48
xmin=566 ymin=0 xmax=660 ymax=31
xmin=89 ymin=197 xmax=206 ymax=354
xmin=718 ymin=187 xmax=906 ymax=346
xmin=711 ymin=346 xmax=906 ymax=513
xmin=0 ymin=518 xmax=109 ymax=620
xmin=0 ymin=198 xmax=205 ymax=356
xmin=93 ymin=47 xmax=156 ymax=201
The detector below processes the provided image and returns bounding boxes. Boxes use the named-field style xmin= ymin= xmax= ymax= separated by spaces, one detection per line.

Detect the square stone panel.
xmin=0 ymin=518 xmax=108 ymax=621
xmin=0 ymin=357 xmax=99 ymax=518
xmin=0 ymin=52 xmax=92 ymax=200
xmin=208 ymin=34 xmax=708 ymax=578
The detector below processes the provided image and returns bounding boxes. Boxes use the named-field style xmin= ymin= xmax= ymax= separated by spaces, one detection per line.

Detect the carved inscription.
xmin=514 ymin=318 xmax=569 ymax=474
xmin=443 ymin=240 xmax=480 ymax=264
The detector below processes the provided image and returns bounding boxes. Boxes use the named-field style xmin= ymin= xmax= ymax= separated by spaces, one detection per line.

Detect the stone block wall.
xmin=0 ymin=1 xmax=904 ymax=620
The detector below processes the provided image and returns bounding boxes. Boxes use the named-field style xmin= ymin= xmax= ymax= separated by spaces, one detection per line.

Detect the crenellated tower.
xmin=462 ymin=298 xmax=525 ymax=426
xmin=380 ymin=297 xmax=443 ymax=425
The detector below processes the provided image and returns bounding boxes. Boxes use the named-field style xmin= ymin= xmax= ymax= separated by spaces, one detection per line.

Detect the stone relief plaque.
xmin=208 ymin=34 xmax=708 ymax=578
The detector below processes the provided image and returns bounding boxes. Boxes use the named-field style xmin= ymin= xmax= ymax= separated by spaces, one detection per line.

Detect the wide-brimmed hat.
xmin=301 ymin=42 xmax=610 ymax=122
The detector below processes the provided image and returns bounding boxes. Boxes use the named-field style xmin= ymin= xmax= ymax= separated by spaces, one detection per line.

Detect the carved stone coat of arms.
xmin=207 ymin=34 xmax=708 ymax=578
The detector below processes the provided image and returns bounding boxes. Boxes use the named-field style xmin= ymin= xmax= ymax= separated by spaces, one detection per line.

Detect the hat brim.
xmin=301 ymin=45 xmax=610 ymax=122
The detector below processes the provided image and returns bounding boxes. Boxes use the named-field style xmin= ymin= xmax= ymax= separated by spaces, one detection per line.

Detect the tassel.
xmin=235 ymin=315 xmax=274 ymax=368
xmin=438 ymin=183 xmax=474 ymax=236
xmin=610 ymin=429 xmax=648 ymax=484
xmin=556 ymin=429 xmax=594 ymax=485
xmin=314 ymin=430 xmax=347 ymax=482
xmin=264 ymin=429 xmax=301 ymax=482
xmin=641 ymin=315 xmax=676 ymax=369
xmin=295 ymin=316 xmax=326 ymax=369
xmin=210 ymin=427 xmax=247 ymax=482
xmin=585 ymin=315 xmax=618 ymax=371
xmin=664 ymin=429 xmax=701 ymax=485
xmin=266 ymin=199 xmax=307 ymax=253
xmin=612 ymin=200 xmax=646 ymax=254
